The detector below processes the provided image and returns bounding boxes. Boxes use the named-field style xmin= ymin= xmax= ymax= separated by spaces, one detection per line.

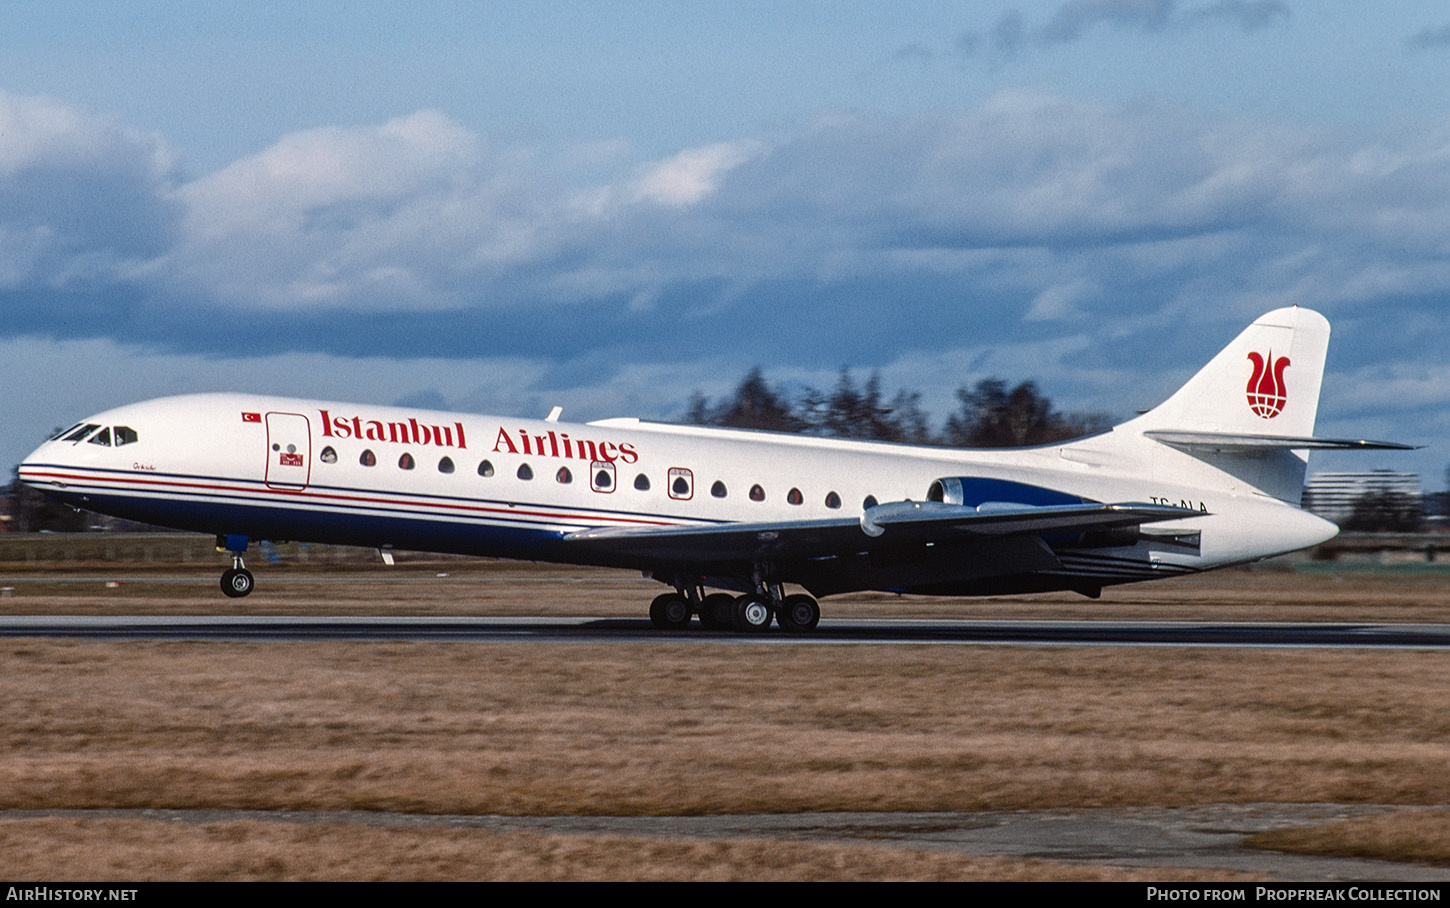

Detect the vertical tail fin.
xmin=1132 ymin=306 xmax=1329 ymax=439
xmin=1122 ymin=307 xmax=1330 ymax=504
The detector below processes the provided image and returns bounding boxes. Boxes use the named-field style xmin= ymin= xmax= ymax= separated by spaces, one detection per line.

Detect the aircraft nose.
xmin=17 ymin=443 xmax=51 ymax=489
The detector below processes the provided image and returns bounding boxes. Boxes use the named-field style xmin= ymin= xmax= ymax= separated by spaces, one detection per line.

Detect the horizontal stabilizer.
xmin=1144 ymin=430 xmax=1418 ymax=452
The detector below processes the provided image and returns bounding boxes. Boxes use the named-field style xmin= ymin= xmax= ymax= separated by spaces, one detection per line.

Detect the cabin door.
xmin=264 ymin=412 xmax=312 ymax=490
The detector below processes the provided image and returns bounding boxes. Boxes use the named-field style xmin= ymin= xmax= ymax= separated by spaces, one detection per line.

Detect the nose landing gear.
xmin=217 ymin=535 xmax=254 ymax=598
xmin=221 ymin=556 xmax=254 ymax=598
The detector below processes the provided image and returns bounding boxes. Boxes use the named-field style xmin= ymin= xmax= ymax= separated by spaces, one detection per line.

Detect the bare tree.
xmin=701 ymin=367 xmax=802 ymax=432
xmin=1343 ymin=488 xmax=1424 ymax=533
xmin=688 ymin=369 xmax=1112 ymax=448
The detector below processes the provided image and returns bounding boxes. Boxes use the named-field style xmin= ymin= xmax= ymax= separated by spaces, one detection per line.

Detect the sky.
xmin=3 ymin=1 xmax=1450 ymax=485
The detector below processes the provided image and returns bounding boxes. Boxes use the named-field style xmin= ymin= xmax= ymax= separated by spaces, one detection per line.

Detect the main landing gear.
xmin=648 ymin=587 xmax=821 ymax=634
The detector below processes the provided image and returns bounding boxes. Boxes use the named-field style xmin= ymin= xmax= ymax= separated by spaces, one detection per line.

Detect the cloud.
xmin=893 ymin=41 xmax=937 ymax=65
xmin=0 ymin=90 xmax=181 ymax=292
xmin=178 ymin=110 xmax=481 ymax=241
xmin=1027 ymin=277 xmax=1099 ymax=322
xmin=167 ymin=110 xmax=549 ymax=312
xmin=1407 ymin=24 xmax=1450 ymax=51
xmin=899 ymin=2 xmax=1287 ymax=70
xmin=1038 ymin=0 xmax=1176 ymax=45
xmin=1186 ymin=1 xmax=1291 ymax=31
xmin=1035 ymin=0 xmax=1291 ymax=41
xmin=628 ymin=141 xmax=762 ymax=207
xmin=4 ymin=87 xmax=1450 ymax=476
xmin=1033 ymin=0 xmax=1289 ymax=43
xmin=990 ymin=10 xmax=1027 ymax=61
xmin=156 ymin=119 xmax=764 ymax=316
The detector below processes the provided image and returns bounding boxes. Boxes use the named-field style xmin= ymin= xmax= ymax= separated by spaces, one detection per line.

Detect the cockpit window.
xmin=60 ymin=424 xmax=139 ymax=447
xmin=63 ymin=424 xmax=100 ymax=443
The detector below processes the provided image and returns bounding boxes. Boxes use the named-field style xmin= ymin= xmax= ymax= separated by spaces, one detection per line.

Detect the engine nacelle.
xmin=925 ymin=476 xmax=1139 ymax=548
xmin=926 ymin=476 xmax=1086 ymax=508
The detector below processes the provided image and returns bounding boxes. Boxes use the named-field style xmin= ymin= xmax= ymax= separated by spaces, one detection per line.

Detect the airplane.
xmin=17 ymin=306 xmax=1412 ymax=632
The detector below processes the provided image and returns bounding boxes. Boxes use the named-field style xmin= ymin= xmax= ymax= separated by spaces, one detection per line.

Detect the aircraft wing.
xmin=563 ymin=500 xmax=1198 ymax=564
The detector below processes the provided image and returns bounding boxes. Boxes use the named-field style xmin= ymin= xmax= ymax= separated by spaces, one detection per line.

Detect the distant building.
xmin=1302 ymin=470 xmax=1422 ymax=523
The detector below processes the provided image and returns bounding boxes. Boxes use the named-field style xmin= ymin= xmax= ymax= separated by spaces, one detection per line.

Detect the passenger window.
xmin=710 ymin=481 xmax=727 ymax=498
xmin=634 ymin=473 xmax=651 ymax=491
xmin=399 ymin=453 xmax=415 ymax=470
xmin=749 ymin=484 xmax=765 ymax=502
xmin=319 ymin=446 xmax=338 ymax=464
xmin=863 ymin=495 xmax=878 ymax=509
xmin=478 ymin=460 xmax=495 ymax=477
xmin=439 ymin=456 xmax=455 ymax=474
xmin=825 ymin=491 xmax=842 ymax=509
xmin=668 ymin=467 xmax=693 ymax=500
xmin=87 ymin=427 xmax=112 ymax=447
xmin=360 ymin=449 xmax=376 ymax=467
xmin=787 ymin=487 xmax=803 ymax=505
xmin=114 ymin=426 xmax=138 ymax=446
xmin=591 ymin=461 xmax=615 ymax=493
xmin=556 ymin=466 xmax=572 ymax=484
xmin=517 ymin=463 xmax=533 ymax=480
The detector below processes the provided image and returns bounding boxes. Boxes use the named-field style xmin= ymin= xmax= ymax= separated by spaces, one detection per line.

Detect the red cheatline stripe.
xmin=19 ymin=468 xmax=684 ymax=529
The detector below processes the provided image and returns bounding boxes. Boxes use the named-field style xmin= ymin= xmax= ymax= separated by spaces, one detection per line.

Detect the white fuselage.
xmin=18 ymin=391 xmax=1339 ymax=598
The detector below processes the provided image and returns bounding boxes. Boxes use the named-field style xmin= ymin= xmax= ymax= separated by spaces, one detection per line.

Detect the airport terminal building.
xmin=1302 ymin=470 xmax=1423 ymax=523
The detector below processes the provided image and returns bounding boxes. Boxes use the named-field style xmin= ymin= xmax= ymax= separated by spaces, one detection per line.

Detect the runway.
xmin=4 ymin=614 xmax=1450 ymax=647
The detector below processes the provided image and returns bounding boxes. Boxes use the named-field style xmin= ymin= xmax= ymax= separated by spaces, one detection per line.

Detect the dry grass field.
xmin=1247 ymin=809 xmax=1450 ymax=869
xmin=1 ymin=547 xmax=1448 ymax=880
xmin=0 ymin=817 xmax=1261 ymax=882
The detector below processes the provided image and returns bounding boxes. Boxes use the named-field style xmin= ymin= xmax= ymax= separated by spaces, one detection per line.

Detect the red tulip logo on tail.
xmin=1245 ymin=351 xmax=1290 ymax=418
